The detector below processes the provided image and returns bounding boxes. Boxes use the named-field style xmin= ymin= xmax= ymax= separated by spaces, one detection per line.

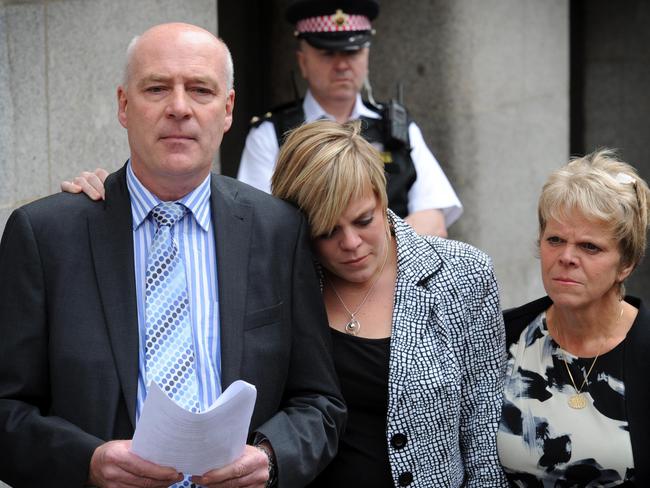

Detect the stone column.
xmin=370 ymin=0 xmax=570 ymax=307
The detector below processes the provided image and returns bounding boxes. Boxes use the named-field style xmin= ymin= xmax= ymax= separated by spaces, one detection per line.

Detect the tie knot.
xmin=151 ymin=202 xmax=187 ymax=228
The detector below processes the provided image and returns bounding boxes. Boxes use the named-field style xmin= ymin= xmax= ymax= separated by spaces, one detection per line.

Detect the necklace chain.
xmin=549 ymin=305 xmax=623 ymax=409
xmin=562 ymin=351 xmax=601 ymax=396
xmin=327 ymin=237 xmax=390 ymax=336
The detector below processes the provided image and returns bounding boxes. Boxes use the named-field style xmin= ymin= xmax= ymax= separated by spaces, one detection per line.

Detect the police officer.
xmin=237 ymin=0 xmax=462 ymax=236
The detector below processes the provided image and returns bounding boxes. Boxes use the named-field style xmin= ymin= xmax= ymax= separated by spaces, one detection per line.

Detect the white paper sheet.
xmin=131 ymin=380 xmax=257 ymax=475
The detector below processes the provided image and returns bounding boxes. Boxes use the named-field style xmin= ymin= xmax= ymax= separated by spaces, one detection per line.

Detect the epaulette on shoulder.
xmin=249 ymin=111 xmax=273 ymax=128
xmin=249 ymin=99 xmax=304 ymax=128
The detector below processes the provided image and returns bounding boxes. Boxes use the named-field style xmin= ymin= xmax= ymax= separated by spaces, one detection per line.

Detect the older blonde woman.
xmin=271 ymin=120 xmax=507 ymax=487
xmin=498 ymin=150 xmax=650 ymax=486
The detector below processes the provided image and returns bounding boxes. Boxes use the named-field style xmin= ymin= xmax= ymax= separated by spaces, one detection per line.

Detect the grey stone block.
xmin=46 ymin=0 xmax=218 ymax=192
xmin=0 ymin=5 xmax=16 ymax=210
xmin=4 ymin=2 xmax=49 ymax=203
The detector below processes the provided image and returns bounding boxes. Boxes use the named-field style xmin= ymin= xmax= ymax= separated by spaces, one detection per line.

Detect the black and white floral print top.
xmin=498 ymin=311 xmax=635 ymax=486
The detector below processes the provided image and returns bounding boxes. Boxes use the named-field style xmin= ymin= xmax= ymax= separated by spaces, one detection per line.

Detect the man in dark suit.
xmin=0 ymin=23 xmax=344 ymax=488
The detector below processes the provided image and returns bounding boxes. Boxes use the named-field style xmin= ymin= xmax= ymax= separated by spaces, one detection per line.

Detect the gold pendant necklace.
xmin=552 ymin=305 xmax=623 ymax=410
xmin=562 ymin=354 xmax=600 ymax=409
xmin=327 ymin=237 xmax=390 ymax=336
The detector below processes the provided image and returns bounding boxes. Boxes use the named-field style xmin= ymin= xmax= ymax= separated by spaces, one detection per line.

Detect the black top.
xmin=309 ymin=328 xmax=392 ymax=487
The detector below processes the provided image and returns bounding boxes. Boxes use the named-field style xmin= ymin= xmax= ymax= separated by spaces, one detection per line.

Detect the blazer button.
xmin=391 ymin=432 xmax=408 ymax=449
xmin=398 ymin=471 xmax=413 ymax=486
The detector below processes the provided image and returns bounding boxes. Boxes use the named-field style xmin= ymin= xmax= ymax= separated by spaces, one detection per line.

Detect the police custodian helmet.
xmin=286 ymin=0 xmax=379 ymax=51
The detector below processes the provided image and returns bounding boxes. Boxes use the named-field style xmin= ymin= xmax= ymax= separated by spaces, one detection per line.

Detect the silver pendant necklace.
xmin=327 ymin=239 xmax=390 ymax=336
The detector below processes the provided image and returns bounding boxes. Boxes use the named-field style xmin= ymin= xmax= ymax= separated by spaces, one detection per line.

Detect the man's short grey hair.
xmin=122 ymin=35 xmax=140 ymax=87
xmin=122 ymin=33 xmax=234 ymax=92
xmin=221 ymin=39 xmax=234 ymax=91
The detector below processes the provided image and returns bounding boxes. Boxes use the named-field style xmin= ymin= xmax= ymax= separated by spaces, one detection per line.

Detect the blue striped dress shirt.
xmin=126 ymin=162 xmax=222 ymax=419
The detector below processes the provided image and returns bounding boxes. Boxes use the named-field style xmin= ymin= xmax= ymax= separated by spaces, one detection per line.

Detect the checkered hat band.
xmin=296 ymin=14 xmax=371 ymax=33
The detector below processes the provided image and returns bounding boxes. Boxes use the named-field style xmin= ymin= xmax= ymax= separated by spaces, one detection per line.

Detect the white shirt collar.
xmin=303 ymin=89 xmax=381 ymax=122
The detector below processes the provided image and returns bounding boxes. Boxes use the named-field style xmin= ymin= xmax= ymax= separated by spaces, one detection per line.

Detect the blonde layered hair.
xmin=271 ymin=120 xmax=388 ymax=237
xmin=539 ymin=149 xmax=650 ymax=270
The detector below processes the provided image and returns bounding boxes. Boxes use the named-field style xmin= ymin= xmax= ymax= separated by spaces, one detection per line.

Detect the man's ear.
xmin=296 ymin=49 xmax=308 ymax=80
xmin=117 ymin=86 xmax=128 ymax=129
xmin=223 ymin=89 xmax=235 ymax=134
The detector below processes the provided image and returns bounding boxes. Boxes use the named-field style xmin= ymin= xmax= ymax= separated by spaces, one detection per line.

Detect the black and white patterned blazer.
xmin=385 ymin=212 xmax=508 ymax=487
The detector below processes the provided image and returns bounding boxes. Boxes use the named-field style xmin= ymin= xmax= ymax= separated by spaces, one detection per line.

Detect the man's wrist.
xmin=253 ymin=438 xmax=277 ymax=488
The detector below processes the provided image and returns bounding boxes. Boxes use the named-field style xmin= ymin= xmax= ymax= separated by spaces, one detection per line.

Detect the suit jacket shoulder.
xmin=16 ymin=186 xmax=107 ymax=230
xmin=212 ymin=174 xmax=300 ymax=217
xmin=14 ymin=163 xmax=131 ymax=236
xmin=210 ymin=173 xmax=307 ymax=249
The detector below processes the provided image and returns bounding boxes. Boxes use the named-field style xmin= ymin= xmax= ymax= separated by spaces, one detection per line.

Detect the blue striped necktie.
xmin=145 ymin=202 xmax=200 ymax=414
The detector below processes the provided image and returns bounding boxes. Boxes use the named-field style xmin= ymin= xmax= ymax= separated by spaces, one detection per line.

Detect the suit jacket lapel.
xmin=89 ymin=165 xmax=139 ymax=427
xmin=210 ymin=176 xmax=253 ymax=389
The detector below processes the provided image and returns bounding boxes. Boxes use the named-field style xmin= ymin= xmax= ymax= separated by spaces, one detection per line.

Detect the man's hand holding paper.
xmin=130 ymin=380 xmax=258 ymax=481
xmin=88 ymin=440 xmax=183 ymax=487
xmin=190 ymin=444 xmax=269 ymax=487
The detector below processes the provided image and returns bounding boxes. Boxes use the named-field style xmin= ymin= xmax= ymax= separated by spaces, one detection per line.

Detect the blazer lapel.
xmin=387 ymin=216 xmax=443 ymax=418
xmin=210 ymin=176 xmax=253 ymax=389
xmin=88 ymin=166 xmax=139 ymax=427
